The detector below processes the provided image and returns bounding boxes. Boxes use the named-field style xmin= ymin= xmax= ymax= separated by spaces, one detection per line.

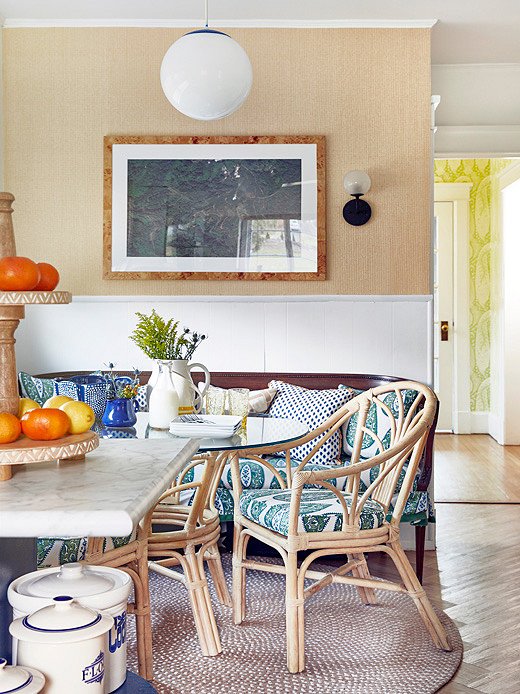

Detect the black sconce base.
xmin=342 ymin=198 xmax=372 ymax=226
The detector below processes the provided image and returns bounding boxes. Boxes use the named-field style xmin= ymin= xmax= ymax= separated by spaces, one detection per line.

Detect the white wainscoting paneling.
xmin=15 ymin=294 xmax=434 ymax=550
xmin=16 ymin=295 xmax=432 ymax=382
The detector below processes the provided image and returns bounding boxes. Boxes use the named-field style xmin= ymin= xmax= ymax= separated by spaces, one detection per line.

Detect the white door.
xmin=433 ymin=201 xmax=454 ymax=431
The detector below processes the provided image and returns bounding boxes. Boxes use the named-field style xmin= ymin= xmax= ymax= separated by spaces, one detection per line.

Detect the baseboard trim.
xmin=471 ymin=411 xmax=489 ymax=434
xmin=488 ymin=413 xmax=504 ymax=444
xmin=452 ymin=410 xmax=489 ymax=434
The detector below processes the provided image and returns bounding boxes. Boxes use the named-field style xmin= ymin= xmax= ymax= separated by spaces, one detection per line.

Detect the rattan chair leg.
xmin=349 ymin=553 xmax=378 ymax=605
xmin=135 ymin=549 xmax=154 ymax=680
xmin=285 ymin=552 xmax=303 ymax=674
xmin=205 ymin=543 xmax=232 ymax=607
xmin=232 ymin=527 xmax=250 ymax=625
xmin=184 ymin=547 xmax=222 ymax=656
xmin=195 ymin=545 xmax=224 ymax=652
xmin=387 ymin=540 xmax=451 ymax=651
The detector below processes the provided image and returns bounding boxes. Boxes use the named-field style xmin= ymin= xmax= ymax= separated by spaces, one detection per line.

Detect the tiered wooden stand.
xmin=0 ymin=193 xmax=99 ymax=481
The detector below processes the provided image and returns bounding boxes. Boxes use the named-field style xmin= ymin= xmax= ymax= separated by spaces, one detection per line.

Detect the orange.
xmin=0 ymin=412 xmax=22 ymax=444
xmin=34 ymin=262 xmax=60 ymax=291
xmin=21 ymin=408 xmax=70 ymax=441
xmin=0 ymin=257 xmax=41 ymax=291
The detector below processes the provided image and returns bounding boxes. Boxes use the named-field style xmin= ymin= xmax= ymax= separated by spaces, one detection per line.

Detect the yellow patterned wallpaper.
xmin=434 ymin=159 xmax=511 ymax=411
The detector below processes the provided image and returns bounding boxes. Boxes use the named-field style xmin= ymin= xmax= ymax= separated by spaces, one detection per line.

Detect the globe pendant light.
xmin=160 ymin=0 xmax=253 ymax=121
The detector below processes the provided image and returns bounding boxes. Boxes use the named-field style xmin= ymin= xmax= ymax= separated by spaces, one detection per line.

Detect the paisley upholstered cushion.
xmin=339 ymin=386 xmax=419 ymax=459
xmin=36 ymin=529 xmax=137 ymax=569
xmin=239 ymin=488 xmax=386 ymax=535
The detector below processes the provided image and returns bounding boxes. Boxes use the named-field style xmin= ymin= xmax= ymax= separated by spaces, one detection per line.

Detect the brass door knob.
xmin=440 ymin=321 xmax=449 ymax=341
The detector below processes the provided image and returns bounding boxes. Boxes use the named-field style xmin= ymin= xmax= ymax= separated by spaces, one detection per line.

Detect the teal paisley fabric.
xmin=37 ymin=537 xmax=88 ymax=568
xmin=182 ymin=453 xmax=433 ymax=526
xmin=340 ymin=387 xmax=419 ymax=458
xmin=239 ymin=488 xmax=385 ymax=535
xmin=36 ymin=529 xmax=137 ymax=569
xmin=18 ymin=372 xmax=55 ymax=406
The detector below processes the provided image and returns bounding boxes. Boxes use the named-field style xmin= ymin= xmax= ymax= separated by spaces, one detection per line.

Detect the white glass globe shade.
xmin=343 ymin=170 xmax=372 ymax=196
xmin=160 ymin=29 xmax=253 ymax=121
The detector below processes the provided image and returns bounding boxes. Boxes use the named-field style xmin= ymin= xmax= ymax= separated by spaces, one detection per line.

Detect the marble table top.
xmin=0 ymin=438 xmax=200 ymax=538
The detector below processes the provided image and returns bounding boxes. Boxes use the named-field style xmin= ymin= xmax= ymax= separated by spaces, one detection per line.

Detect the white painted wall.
xmin=16 ymin=295 xmax=433 ymax=382
xmin=432 ymin=64 xmax=520 ymax=156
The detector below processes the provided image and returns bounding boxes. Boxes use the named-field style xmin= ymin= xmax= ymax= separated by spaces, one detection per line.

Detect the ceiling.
xmin=0 ymin=0 xmax=519 ymax=64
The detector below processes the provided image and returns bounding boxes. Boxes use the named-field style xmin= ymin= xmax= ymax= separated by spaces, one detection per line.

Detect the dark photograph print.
xmin=104 ymin=136 xmax=325 ymax=280
xmin=127 ymin=158 xmax=302 ymax=260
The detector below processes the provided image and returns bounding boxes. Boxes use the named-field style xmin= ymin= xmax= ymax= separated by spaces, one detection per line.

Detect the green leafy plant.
xmin=129 ymin=310 xmax=207 ymax=361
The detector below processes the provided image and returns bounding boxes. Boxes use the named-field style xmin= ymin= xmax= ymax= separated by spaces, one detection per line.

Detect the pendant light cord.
xmin=205 ymin=0 xmax=209 ymax=28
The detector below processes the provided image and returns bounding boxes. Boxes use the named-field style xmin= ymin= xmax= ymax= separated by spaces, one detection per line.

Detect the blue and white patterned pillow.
xmin=267 ymin=381 xmax=354 ymax=466
xmin=135 ymin=384 xmax=149 ymax=412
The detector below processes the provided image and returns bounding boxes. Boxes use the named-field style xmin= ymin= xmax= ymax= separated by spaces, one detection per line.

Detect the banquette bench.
xmin=35 ymin=370 xmax=437 ymax=582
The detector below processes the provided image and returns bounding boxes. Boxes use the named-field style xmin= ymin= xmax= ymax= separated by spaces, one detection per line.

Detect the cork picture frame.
xmin=103 ymin=135 xmax=325 ymax=281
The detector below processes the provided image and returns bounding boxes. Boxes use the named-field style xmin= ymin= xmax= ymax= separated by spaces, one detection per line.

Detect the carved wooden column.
xmin=0 ymin=305 xmax=24 ymax=416
xmin=0 ymin=193 xmax=16 ymax=257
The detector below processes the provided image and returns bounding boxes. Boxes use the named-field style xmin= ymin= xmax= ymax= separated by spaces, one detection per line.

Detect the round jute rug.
xmin=126 ymin=555 xmax=462 ymax=694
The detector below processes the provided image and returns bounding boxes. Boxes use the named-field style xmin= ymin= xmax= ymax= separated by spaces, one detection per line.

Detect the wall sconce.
xmin=343 ymin=170 xmax=372 ymax=226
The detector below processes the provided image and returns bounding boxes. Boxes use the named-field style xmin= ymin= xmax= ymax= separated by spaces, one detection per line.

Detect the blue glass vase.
xmin=102 ymin=397 xmax=138 ymax=428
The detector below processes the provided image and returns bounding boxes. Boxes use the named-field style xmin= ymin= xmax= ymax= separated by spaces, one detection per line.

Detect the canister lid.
xmin=24 ymin=596 xmax=102 ymax=631
xmin=19 ymin=563 xmax=115 ymax=598
xmin=9 ymin=597 xmax=113 ymax=644
xmin=0 ymin=658 xmax=45 ymax=694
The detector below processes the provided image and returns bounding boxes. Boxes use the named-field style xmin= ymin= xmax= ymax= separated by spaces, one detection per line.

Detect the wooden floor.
xmin=434 ymin=434 xmax=520 ymax=503
xmin=367 ymin=433 xmax=520 ymax=692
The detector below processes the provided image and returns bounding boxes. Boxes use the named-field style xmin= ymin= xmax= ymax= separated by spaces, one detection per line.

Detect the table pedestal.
xmin=0 ymin=538 xmax=36 ymax=661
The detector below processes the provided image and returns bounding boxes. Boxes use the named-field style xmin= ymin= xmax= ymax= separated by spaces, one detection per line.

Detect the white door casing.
xmin=433 ymin=201 xmax=454 ymax=431
xmin=433 ymin=182 xmax=472 ymax=433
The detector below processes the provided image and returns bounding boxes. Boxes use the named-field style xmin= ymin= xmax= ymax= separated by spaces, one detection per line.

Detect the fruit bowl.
xmin=0 ymin=431 xmax=99 ymax=481
xmin=0 ymin=290 xmax=71 ymax=305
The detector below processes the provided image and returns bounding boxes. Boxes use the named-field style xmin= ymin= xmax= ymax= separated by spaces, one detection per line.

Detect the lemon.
xmin=18 ymin=398 xmax=41 ymax=418
xmin=43 ymin=395 xmax=73 ymax=409
xmin=59 ymin=400 xmax=96 ymax=434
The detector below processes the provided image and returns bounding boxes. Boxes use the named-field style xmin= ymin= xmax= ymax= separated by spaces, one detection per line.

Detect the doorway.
xmin=433 ymin=158 xmax=515 ymax=437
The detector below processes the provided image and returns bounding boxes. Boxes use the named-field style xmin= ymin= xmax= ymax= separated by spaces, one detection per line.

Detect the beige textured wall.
xmin=3 ymin=27 xmax=431 ymax=296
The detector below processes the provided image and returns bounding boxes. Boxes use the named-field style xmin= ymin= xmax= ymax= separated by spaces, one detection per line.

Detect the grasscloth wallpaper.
xmin=3 ymin=28 xmax=431 ymax=296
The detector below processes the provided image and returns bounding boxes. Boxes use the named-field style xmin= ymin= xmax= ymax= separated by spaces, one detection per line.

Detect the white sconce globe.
xmin=160 ymin=29 xmax=253 ymax=121
xmin=343 ymin=170 xmax=371 ymax=196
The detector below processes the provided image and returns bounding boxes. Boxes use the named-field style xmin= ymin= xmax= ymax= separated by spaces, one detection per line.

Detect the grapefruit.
xmin=18 ymin=398 xmax=41 ymax=418
xmin=43 ymin=395 xmax=73 ymax=409
xmin=59 ymin=401 xmax=95 ymax=434
xmin=34 ymin=263 xmax=60 ymax=291
xmin=0 ymin=257 xmax=41 ymax=291
xmin=21 ymin=408 xmax=70 ymax=441
xmin=0 ymin=412 xmax=22 ymax=444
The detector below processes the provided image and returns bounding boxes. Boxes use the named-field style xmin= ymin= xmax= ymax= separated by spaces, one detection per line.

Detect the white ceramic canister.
xmin=0 ymin=658 xmax=45 ymax=694
xmin=8 ymin=563 xmax=131 ymax=693
xmin=10 ymin=596 xmax=113 ymax=694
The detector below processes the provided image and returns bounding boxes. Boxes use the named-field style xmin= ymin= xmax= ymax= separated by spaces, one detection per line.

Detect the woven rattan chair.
xmin=142 ymin=451 xmax=232 ymax=657
xmin=231 ymin=381 xmax=451 ymax=673
xmin=86 ymin=529 xmax=153 ymax=680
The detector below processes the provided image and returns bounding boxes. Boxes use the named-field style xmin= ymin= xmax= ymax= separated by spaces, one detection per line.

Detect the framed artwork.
xmin=103 ymin=135 xmax=325 ymax=280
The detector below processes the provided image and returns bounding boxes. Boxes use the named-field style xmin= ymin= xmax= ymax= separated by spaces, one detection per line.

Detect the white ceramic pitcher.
xmin=149 ymin=359 xmax=210 ymax=414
